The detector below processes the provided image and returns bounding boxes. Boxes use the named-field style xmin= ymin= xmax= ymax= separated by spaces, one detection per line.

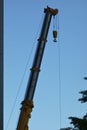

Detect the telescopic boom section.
xmin=17 ymin=6 xmax=58 ymax=130
xmin=25 ymin=6 xmax=58 ymax=101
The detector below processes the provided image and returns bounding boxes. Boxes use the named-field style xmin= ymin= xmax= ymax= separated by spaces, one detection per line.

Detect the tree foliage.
xmin=69 ymin=116 xmax=87 ymax=130
xmin=60 ymin=90 xmax=87 ymax=130
xmin=78 ymin=90 xmax=87 ymax=103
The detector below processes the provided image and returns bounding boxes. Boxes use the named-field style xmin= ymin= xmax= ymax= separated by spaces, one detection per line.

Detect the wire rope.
xmin=57 ymin=14 xmax=62 ymax=129
xmin=53 ymin=12 xmax=62 ymax=130
xmin=5 ymin=12 xmax=44 ymax=130
xmin=53 ymin=14 xmax=58 ymax=30
xmin=58 ymin=38 xmax=62 ymax=129
xmin=5 ymin=39 xmax=35 ymax=130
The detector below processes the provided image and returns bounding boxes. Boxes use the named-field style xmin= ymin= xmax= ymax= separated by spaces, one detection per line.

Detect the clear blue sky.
xmin=4 ymin=0 xmax=87 ymax=130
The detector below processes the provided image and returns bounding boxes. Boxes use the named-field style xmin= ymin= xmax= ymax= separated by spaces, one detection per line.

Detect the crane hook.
xmin=53 ymin=30 xmax=57 ymax=42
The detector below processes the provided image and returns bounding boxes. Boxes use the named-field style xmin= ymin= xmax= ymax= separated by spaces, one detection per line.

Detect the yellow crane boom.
xmin=16 ymin=6 xmax=58 ymax=130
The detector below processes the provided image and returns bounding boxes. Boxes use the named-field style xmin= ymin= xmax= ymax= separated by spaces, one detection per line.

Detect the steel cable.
xmin=5 ymin=13 xmax=44 ymax=130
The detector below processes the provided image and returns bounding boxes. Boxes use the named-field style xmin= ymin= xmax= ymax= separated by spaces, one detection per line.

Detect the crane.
xmin=17 ymin=6 xmax=58 ymax=130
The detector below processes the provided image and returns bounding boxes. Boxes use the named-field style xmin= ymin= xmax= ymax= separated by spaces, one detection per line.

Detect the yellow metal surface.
xmin=30 ymin=67 xmax=40 ymax=72
xmin=53 ymin=30 xmax=57 ymax=38
xmin=44 ymin=6 xmax=58 ymax=16
xmin=17 ymin=100 xmax=34 ymax=130
xmin=53 ymin=30 xmax=57 ymax=42
xmin=38 ymin=37 xmax=47 ymax=42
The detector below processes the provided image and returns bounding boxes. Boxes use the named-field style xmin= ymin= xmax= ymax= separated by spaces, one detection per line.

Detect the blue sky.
xmin=4 ymin=0 xmax=87 ymax=130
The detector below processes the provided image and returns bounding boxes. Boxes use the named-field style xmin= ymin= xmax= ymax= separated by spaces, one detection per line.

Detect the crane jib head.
xmin=44 ymin=6 xmax=58 ymax=16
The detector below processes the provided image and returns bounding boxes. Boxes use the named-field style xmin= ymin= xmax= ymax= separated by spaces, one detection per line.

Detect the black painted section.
xmin=25 ymin=12 xmax=52 ymax=100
